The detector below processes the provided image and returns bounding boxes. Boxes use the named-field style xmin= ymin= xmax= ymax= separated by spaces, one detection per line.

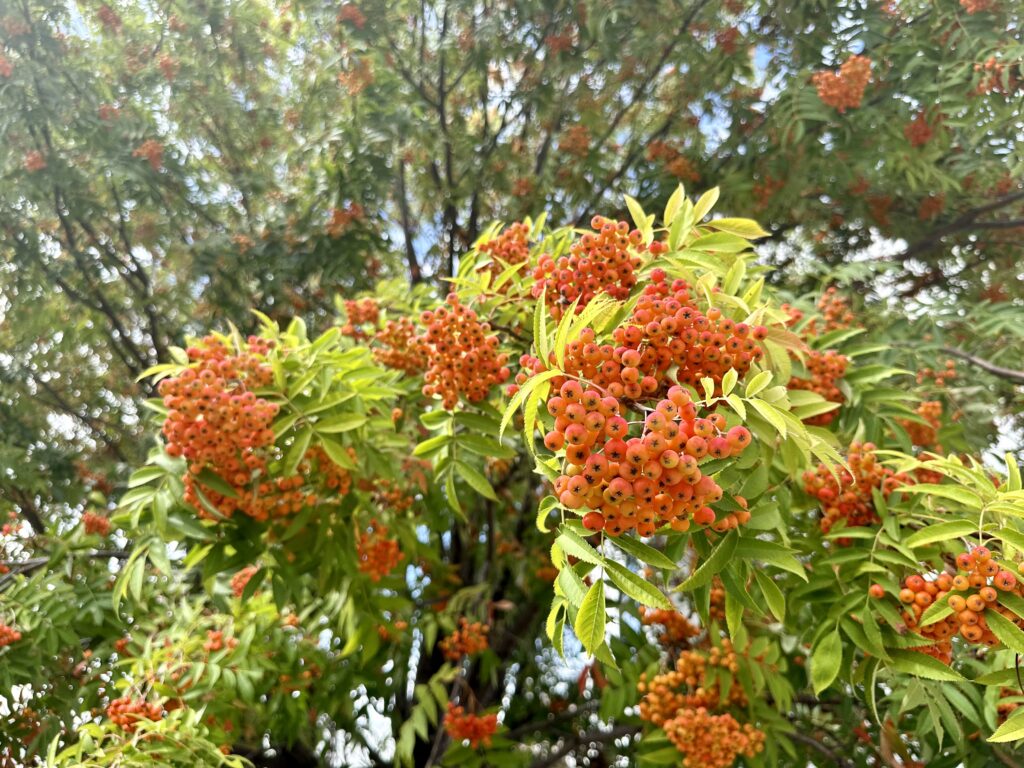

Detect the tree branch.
xmin=941 ymin=347 xmax=1024 ymax=386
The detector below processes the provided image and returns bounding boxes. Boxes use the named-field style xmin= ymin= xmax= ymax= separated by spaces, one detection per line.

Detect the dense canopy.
xmin=1 ymin=1 xmax=1023 ymax=767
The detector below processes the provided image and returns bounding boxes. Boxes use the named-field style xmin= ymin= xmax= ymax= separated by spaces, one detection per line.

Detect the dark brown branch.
xmin=396 ymin=160 xmax=423 ymax=284
xmin=941 ymin=347 xmax=1024 ymax=386
xmin=898 ymin=190 xmax=1024 ymax=261
xmin=787 ymin=730 xmax=856 ymax=768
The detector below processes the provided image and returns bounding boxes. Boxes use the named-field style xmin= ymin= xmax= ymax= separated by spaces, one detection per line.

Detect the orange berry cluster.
xmin=132 ymin=139 xmax=164 ymax=171
xmin=341 ymin=298 xmax=379 ymax=337
xmin=0 ymin=624 xmax=21 ymax=647
xmin=646 ymin=141 xmax=702 ymax=184
xmin=559 ymin=125 xmax=591 ymax=158
xmin=357 ymin=519 xmax=403 ymax=581
xmin=373 ymin=317 xmax=429 ymax=374
xmin=546 ymin=381 xmax=752 ymax=536
xmin=803 ymin=442 xmax=913 ymax=535
xmin=894 ymin=547 xmax=1022 ymax=646
xmin=337 ymin=2 xmax=366 ymax=27
xmin=803 ymin=286 xmax=854 ymax=334
xmin=231 ymin=565 xmax=259 ymax=598
xmin=82 ymin=511 xmax=111 ymax=537
xmin=107 ymin=697 xmax=163 ymax=732
xmin=440 ymin=618 xmax=490 ymax=661
xmin=917 ymin=193 xmax=945 ymax=221
xmin=752 ymin=174 xmax=785 ymax=210
xmin=444 ymin=703 xmax=498 ymax=748
xmin=419 ymin=294 xmax=511 ymax=409
xmin=904 ymin=111 xmax=934 ymax=147
xmin=159 ymin=336 xmax=282 ymax=521
xmin=479 ymin=221 xmax=531 ymax=281
xmin=787 ymin=349 xmax=848 ymax=426
xmin=973 ymin=57 xmax=1019 ymax=96
xmin=638 ymin=645 xmax=748 ymax=725
xmin=0 ymin=54 xmax=12 ymax=78
xmin=961 ymin=0 xmax=996 ymax=13
xmin=514 ymin=270 xmax=766 ymax=400
xmin=639 ymin=606 xmax=700 ymax=648
xmin=23 ymin=151 xmax=45 ymax=173
xmin=916 ymin=359 xmax=956 ymax=387
xmin=901 ymin=400 xmax=942 ymax=448
xmin=203 ymin=629 xmax=237 ymax=652
xmin=812 ymin=54 xmax=872 ymax=113
xmin=662 ymin=709 xmax=766 ymax=768
xmin=326 ymin=202 xmax=365 ymax=237
xmin=530 ymin=216 xmax=647 ymax=320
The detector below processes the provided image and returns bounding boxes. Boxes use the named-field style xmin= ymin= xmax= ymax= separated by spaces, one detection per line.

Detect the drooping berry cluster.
xmin=961 ymin=0 xmax=996 ymax=13
xmin=812 ymin=54 xmax=872 ymax=112
xmin=558 ymin=125 xmax=592 ymax=158
xmin=419 ymin=294 xmax=511 ymax=410
xmin=231 ymin=565 xmax=259 ymax=598
xmin=638 ymin=645 xmax=762 ymax=767
xmin=326 ymin=202 xmax=365 ymax=237
xmin=132 ymin=139 xmax=164 ymax=170
xmin=203 ymin=629 xmax=237 ymax=652
xmin=478 ymin=221 xmax=531 ymax=281
xmin=107 ymin=697 xmax=163 ymax=732
xmin=82 ymin=511 xmax=111 ymax=537
xmin=0 ymin=624 xmax=22 ymax=647
xmin=514 ymin=271 xmax=767 ymax=400
xmin=547 ymin=382 xmax=752 ymax=537
xmin=444 ymin=703 xmax=499 ymax=748
xmin=904 ymin=111 xmax=935 ymax=147
xmin=803 ymin=442 xmax=913 ymax=536
xmin=800 ymin=286 xmax=854 ymax=335
xmin=662 ymin=709 xmax=766 ymax=768
xmin=901 ymin=400 xmax=942 ymax=448
xmin=373 ymin=317 xmax=429 ymax=374
xmin=916 ymin=359 xmax=957 ymax=387
xmin=440 ymin=618 xmax=490 ymax=661
xmin=341 ymin=298 xmax=379 ymax=337
xmin=788 ymin=349 xmax=848 ymax=426
xmin=918 ymin=193 xmax=945 ymax=221
xmin=159 ymin=337 xmax=282 ymax=520
xmin=973 ymin=57 xmax=1020 ymax=96
xmin=893 ymin=546 xmax=1022 ymax=647
xmin=23 ymin=151 xmax=45 ymax=173
xmin=531 ymin=216 xmax=646 ymax=319
xmin=356 ymin=519 xmax=403 ymax=581
xmin=639 ymin=606 xmax=700 ymax=648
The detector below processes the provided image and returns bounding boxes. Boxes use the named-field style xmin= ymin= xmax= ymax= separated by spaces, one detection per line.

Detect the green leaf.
xmin=888 ymin=649 xmax=965 ymax=682
xmin=1007 ymin=453 xmax=1022 ymax=492
xmin=721 ymin=367 xmax=738 ymax=397
xmin=608 ymin=535 xmax=679 ymax=570
xmin=676 ymin=531 xmax=737 ymax=591
xmin=749 ymin=398 xmax=788 ymax=439
xmin=574 ymin=580 xmax=607 ymax=656
xmin=413 ymin=433 xmax=451 ymax=458
xmin=918 ymin=601 xmax=953 ymax=628
xmin=754 ymin=570 xmax=785 ymax=622
xmin=900 ymin=484 xmax=985 ymax=509
xmin=536 ymin=496 xmax=559 ymax=534
xmin=744 ymin=370 xmax=773 ymax=397
xmin=863 ymin=656 xmax=881 ymax=725
xmin=905 ymin=520 xmax=977 ymax=548
xmin=454 ymin=460 xmax=498 ymax=501
xmin=691 ymin=186 xmax=720 ymax=223
xmin=708 ymin=217 xmax=769 ymax=239
xmin=555 ymin=528 xmax=603 ymax=566
xmin=194 ymin=468 xmax=240 ymax=499
xmin=604 ymin=561 xmax=672 ymax=609
xmin=283 ymin=426 xmax=312 ymax=476
xmin=989 ymin=709 xmax=1024 ymax=743
xmin=986 ymin=610 xmax=1024 ymax=654
xmin=315 ymin=413 xmax=367 ymax=433
xmin=735 ymin=538 xmax=807 ymax=581
xmin=811 ymin=628 xmax=842 ymax=694
xmin=500 ymin=369 xmax=562 ymax=437
xmin=320 ymin=437 xmax=356 ymax=469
